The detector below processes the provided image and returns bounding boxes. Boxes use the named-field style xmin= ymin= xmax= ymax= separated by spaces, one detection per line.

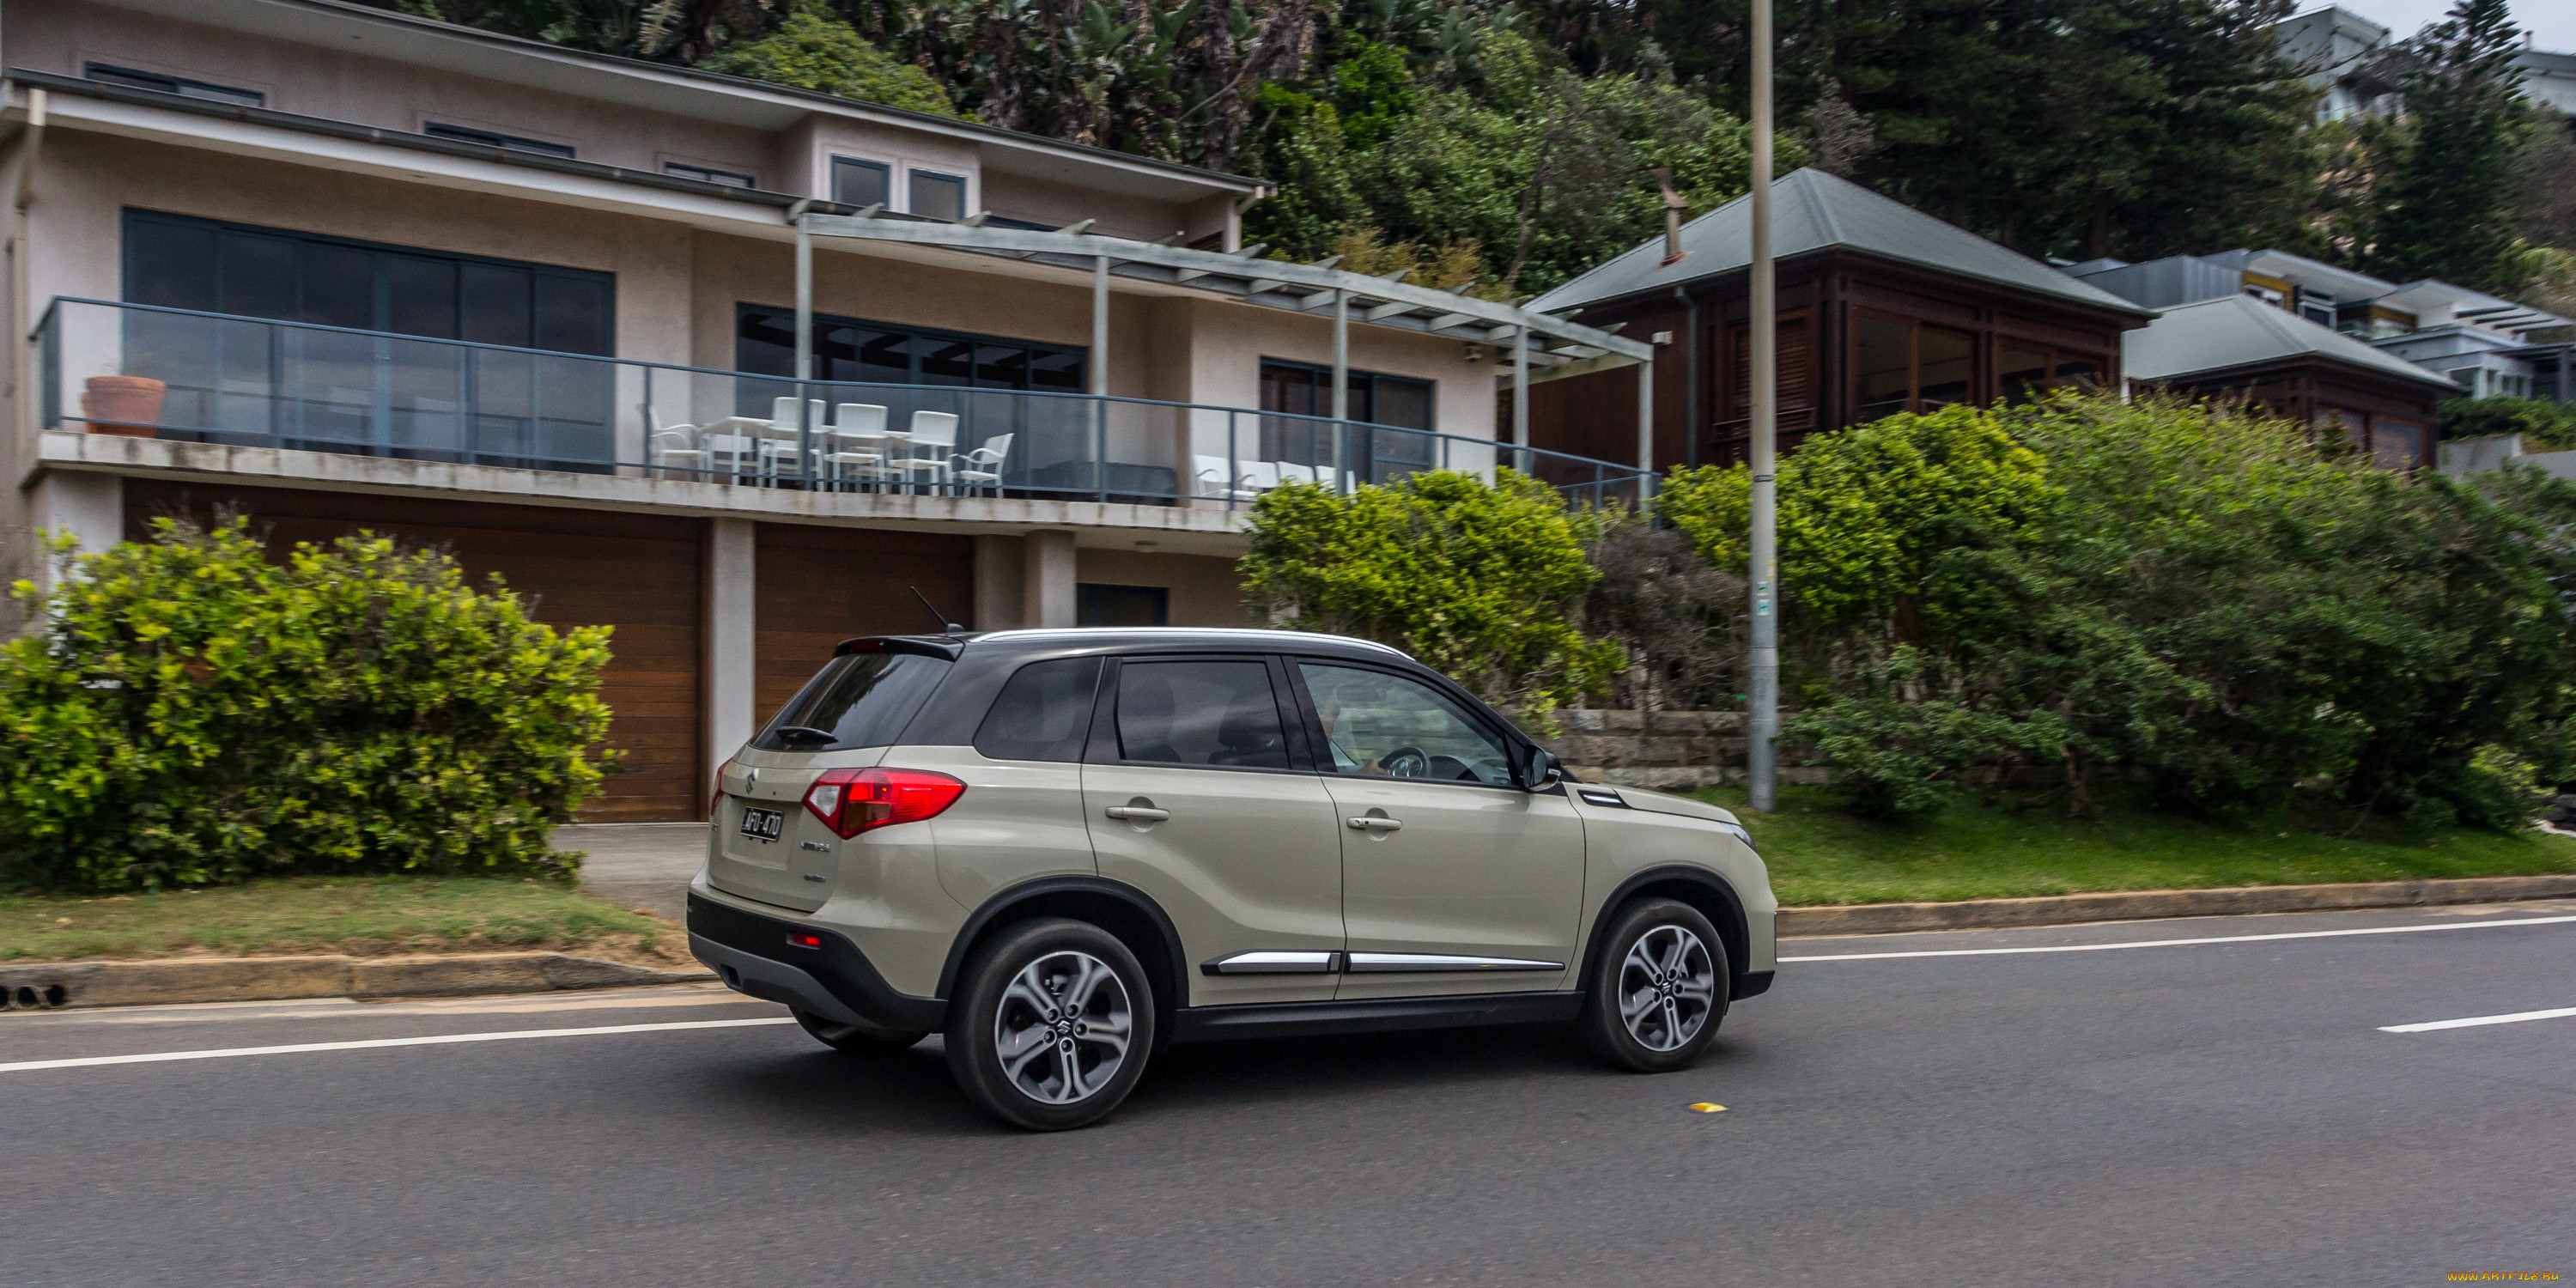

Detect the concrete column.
xmin=1024 ymin=529 xmax=1078 ymax=629
xmin=26 ymin=469 xmax=123 ymax=583
xmin=703 ymin=518 xmax=757 ymax=780
xmin=973 ymin=533 xmax=1027 ymax=629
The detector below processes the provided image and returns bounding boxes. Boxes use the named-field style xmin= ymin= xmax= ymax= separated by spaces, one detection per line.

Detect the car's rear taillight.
xmin=802 ymin=768 xmax=966 ymax=839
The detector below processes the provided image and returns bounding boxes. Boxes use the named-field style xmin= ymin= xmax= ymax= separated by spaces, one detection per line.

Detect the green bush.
xmin=2437 ymin=397 xmax=2576 ymax=452
xmin=1667 ymin=393 xmax=2576 ymax=826
xmin=1241 ymin=469 xmax=1624 ymax=718
xmin=0 ymin=518 xmax=618 ymax=893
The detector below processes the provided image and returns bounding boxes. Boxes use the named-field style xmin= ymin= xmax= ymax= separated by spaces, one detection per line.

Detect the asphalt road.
xmin=3 ymin=902 xmax=2571 ymax=1288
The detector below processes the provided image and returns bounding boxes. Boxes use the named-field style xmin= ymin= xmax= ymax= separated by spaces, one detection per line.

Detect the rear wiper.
xmin=772 ymin=726 xmax=839 ymax=744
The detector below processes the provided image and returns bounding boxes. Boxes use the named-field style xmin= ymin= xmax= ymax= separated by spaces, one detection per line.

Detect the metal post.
xmin=1636 ymin=357 xmax=1654 ymax=496
xmin=1747 ymin=0 xmax=1780 ymax=813
xmin=792 ymin=204 xmax=814 ymax=483
xmin=1511 ymin=326 xmax=1529 ymax=464
xmin=1332 ymin=289 xmax=1349 ymax=489
xmin=1092 ymin=255 xmax=1110 ymax=500
xmin=1676 ymin=286 xmax=1700 ymax=471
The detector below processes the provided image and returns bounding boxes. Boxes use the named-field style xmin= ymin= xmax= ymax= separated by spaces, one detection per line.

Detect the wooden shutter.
xmin=1725 ymin=314 xmax=1814 ymax=416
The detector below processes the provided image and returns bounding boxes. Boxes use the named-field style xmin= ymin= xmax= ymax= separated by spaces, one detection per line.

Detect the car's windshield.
xmin=752 ymin=652 xmax=952 ymax=752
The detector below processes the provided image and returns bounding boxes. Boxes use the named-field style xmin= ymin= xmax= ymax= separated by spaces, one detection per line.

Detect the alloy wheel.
xmin=1616 ymin=925 xmax=1716 ymax=1053
xmin=993 ymin=949 xmax=1136 ymax=1104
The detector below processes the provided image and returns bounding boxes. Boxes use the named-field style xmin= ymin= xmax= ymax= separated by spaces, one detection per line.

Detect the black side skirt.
xmin=1170 ymin=991 xmax=1583 ymax=1044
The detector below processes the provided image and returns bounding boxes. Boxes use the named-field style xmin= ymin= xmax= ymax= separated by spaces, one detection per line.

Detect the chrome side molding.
xmin=1343 ymin=952 xmax=1563 ymax=973
xmin=1202 ymin=951 xmax=1565 ymax=975
xmin=1202 ymin=951 xmax=1345 ymax=975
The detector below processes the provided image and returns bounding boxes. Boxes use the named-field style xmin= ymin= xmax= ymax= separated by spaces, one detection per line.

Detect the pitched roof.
xmin=2122 ymin=295 xmax=2461 ymax=392
xmin=1529 ymin=168 xmax=2153 ymax=319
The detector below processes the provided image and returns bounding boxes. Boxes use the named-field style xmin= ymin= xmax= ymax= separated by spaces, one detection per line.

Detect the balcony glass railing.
xmin=37 ymin=298 xmax=1655 ymax=509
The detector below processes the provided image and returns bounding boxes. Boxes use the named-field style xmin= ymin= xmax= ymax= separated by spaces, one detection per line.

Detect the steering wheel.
xmin=1380 ymin=745 xmax=1432 ymax=778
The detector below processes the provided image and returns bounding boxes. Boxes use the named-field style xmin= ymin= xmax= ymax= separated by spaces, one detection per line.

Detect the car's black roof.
xmin=836 ymin=628 xmax=1415 ymax=667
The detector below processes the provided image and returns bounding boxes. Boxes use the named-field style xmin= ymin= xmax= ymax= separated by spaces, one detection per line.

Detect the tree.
xmin=2366 ymin=0 xmax=2535 ymax=291
xmin=699 ymin=8 xmax=963 ymax=118
xmin=1517 ymin=0 xmax=2323 ymax=263
xmin=1240 ymin=469 xmax=1623 ymax=718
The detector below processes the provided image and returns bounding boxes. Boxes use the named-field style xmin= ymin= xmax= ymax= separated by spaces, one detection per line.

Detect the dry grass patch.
xmin=0 ymin=877 xmax=689 ymax=968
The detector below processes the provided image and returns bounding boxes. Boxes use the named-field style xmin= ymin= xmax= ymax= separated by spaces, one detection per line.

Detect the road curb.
xmin=0 ymin=952 xmax=714 ymax=1012
xmin=1777 ymin=873 xmax=2576 ymax=937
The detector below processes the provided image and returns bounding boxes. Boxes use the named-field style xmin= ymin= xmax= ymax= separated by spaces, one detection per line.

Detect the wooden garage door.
xmin=124 ymin=482 xmax=704 ymax=822
xmin=754 ymin=524 xmax=975 ymax=720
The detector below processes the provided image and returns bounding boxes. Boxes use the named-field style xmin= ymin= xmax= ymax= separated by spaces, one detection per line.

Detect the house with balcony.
xmin=0 ymin=0 xmax=1651 ymax=821
xmin=2066 ymin=249 xmax=2575 ymax=407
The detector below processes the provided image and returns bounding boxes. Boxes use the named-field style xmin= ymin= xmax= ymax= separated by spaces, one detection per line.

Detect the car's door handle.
xmin=1346 ymin=816 xmax=1403 ymax=831
xmin=1104 ymin=805 xmax=1170 ymax=822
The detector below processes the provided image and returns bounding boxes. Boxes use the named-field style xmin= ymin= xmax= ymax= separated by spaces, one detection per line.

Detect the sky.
xmin=2305 ymin=0 xmax=2576 ymax=52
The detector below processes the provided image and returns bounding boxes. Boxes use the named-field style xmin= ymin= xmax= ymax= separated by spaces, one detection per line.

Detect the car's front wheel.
xmin=1577 ymin=897 xmax=1729 ymax=1072
xmin=945 ymin=918 xmax=1155 ymax=1130
xmin=792 ymin=1008 xmax=926 ymax=1056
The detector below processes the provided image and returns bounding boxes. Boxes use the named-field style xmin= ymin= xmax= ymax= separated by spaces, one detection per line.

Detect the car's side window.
xmin=1297 ymin=663 xmax=1511 ymax=785
xmin=973 ymin=657 xmax=1103 ymax=762
xmin=1115 ymin=660 xmax=1291 ymax=769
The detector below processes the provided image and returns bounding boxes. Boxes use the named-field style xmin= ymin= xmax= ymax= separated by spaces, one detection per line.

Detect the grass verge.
xmin=1694 ymin=785 xmax=2576 ymax=907
xmin=0 ymin=877 xmax=687 ymax=966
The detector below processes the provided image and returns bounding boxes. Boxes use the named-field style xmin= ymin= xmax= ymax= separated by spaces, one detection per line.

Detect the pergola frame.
xmin=785 ymin=208 xmax=1656 ymax=476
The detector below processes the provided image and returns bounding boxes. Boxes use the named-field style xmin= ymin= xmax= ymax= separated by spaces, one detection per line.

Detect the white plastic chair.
xmin=893 ymin=410 xmax=961 ymax=491
xmin=641 ymin=403 xmax=704 ymax=478
xmin=756 ymin=398 xmax=827 ymax=483
xmin=1241 ymin=461 xmax=1284 ymax=492
xmin=1196 ymin=455 xmax=1255 ymax=501
xmin=951 ymin=434 xmax=1013 ymax=496
xmin=822 ymin=403 xmax=891 ymax=489
xmin=1276 ymin=461 xmax=1321 ymax=485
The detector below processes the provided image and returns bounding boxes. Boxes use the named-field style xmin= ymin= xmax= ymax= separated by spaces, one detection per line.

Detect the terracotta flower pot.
xmin=80 ymin=375 xmax=167 ymax=437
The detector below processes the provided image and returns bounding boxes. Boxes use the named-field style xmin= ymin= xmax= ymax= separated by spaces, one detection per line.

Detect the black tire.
xmin=792 ymin=1008 xmax=927 ymax=1056
xmin=1577 ymin=897 xmax=1730 ymax=1072
xmin=945 ymin=918 xmax=1157 ymax=1131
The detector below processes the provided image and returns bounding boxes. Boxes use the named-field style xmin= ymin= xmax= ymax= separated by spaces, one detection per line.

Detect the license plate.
xmin=737 ymin=805 xmax=786 ymax=841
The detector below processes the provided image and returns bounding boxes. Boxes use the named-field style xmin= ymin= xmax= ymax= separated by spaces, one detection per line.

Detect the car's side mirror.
xmin=1522 ymin=745 xmax=1562 ymax=791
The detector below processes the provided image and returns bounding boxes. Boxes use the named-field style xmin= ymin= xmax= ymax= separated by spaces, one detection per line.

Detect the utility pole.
xmin=1747 ymin=0 xmax=1780 ymax=812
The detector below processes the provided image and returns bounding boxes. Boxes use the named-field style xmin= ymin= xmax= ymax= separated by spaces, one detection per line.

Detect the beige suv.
xmin=690 ymin=629 xmax=1777 ymax=1130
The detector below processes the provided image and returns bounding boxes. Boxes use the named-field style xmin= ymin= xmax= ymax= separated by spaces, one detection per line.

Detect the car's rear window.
xmin=974 ymin=657 xmax=1103 ymax=762
xmin=752 ymin=653 xmax=953 ymax=752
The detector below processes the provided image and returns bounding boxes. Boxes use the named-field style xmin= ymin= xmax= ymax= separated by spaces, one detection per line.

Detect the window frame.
xmin=422 ymin=122 xmax=576 ymax=159
xmin=733 ymin=302 xmax=1084 ymax=389
xmin=908 ymin=168 xmax=969 ymax=221
xmin=830 ymin=156 xmax=892 ymax=209
xmin=83 ymin=62 xmax=264 ymax=106
xmin=1279 ymin=656 xmax=1533 ymax=793
xmin=1256 ymin=358 xmax=1436 ymax=432
xmin=121 ymin=208 xmax=617 ymax=355
xmin=1078 ymin=583 xmax=1170 ymax=627
xmin=665 ymin=161 xmax=756 ymax=188
xmin=1081 ymin=654 xmax=1316 ymax=776
xmin=1849 ymin=307 xmax=1983 ymax=422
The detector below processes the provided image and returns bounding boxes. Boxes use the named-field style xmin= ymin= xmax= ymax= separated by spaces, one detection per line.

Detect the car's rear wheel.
xmin=792 ymin=1008 xmax=926 ymax=1056
xmin=945 ymin=918 xmax=1155 ymax=1130
xmin=1578 ymin=897 xmax=1728 ymax=1072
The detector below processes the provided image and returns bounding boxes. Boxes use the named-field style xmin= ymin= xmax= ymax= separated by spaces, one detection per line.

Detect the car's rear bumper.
xmin=687 ymin=890 xmax=948 ymax=1034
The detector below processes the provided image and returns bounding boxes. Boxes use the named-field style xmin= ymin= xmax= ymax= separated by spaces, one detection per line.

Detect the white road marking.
xmin=1778 ymin=914 xmax=2576 ymax=963
xmin=2379 ymin=1005 xmax=2576 ymax=1034
xmin=0 ymin=1016 xmax=797 ymax=1074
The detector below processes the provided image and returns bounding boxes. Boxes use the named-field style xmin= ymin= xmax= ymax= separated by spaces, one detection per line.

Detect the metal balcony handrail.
xmin=35 ymin=296 xmax=1658 ymax=509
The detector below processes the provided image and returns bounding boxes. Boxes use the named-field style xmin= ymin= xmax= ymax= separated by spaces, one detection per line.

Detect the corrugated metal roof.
xmin=1530 ymin=168 xmax=2153 ymax=319
xmin=2122 ymin=295 xmax=2460 ymax=391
